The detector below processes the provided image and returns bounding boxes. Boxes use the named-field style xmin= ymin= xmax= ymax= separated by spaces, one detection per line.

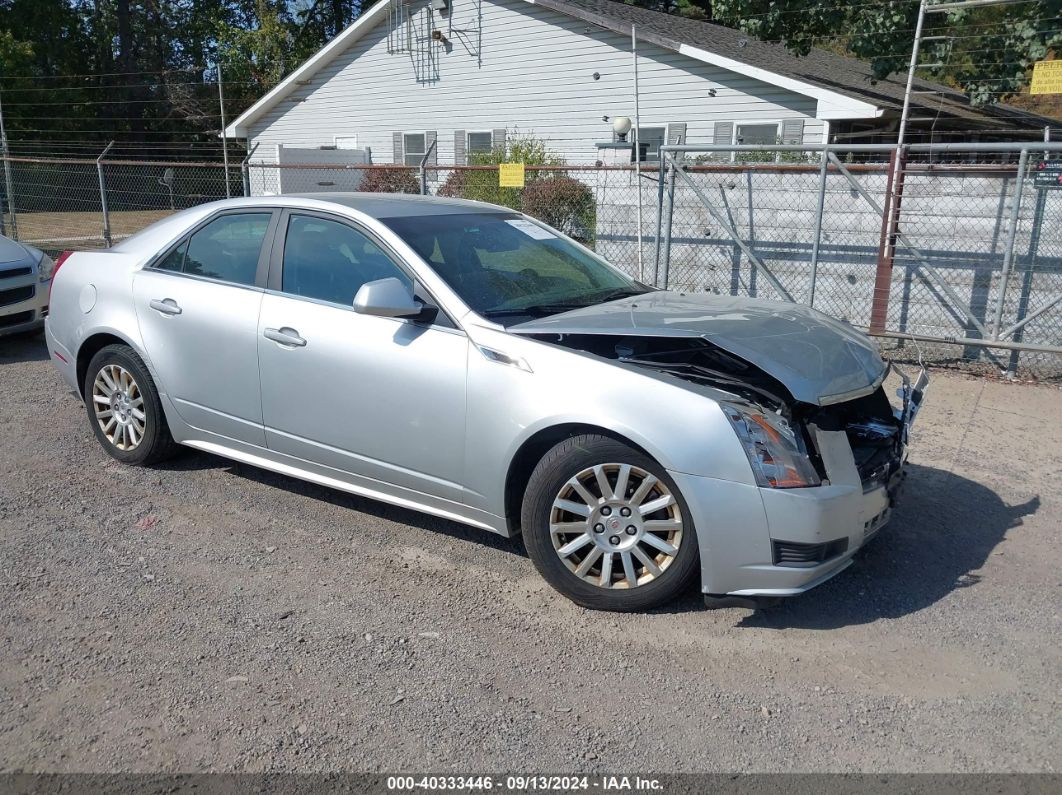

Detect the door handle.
xmin=149 ymin=298 xmax=182 ymax=316
xmin=264 ymin=327 xmax=307 ymax=348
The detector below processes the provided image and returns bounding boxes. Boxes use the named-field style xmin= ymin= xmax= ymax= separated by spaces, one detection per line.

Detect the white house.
xmin=225 ymin=0 xmax=1049 ymax=170
xmin=222 ymin=0 xmax=1060 ymax=366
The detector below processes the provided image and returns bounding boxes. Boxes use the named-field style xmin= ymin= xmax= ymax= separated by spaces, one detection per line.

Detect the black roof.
xmin=540 ymin=0 xmax=1055 ymax=130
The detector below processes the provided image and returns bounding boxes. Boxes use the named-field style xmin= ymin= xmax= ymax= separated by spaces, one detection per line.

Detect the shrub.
xmin=360 ymin=168 xmax=420 ymax=194
xmin=439 ymin=132 xmax=595 ymax=242
xmin=437 ymin=169 xmax=467 ymax=199
xmin=521 ymin=175 xmax=596 ymax=244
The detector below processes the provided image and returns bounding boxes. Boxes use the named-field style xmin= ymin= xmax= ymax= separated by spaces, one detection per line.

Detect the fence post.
xmin=869 ymin=147 xmax=905 ymax=333
xmin=0 ymin=152 xmax=6 ymax=237
xmin=419 ymin=137 xmax=437 ymax=196
xmin=0 ymin=92 xmax=17 ymax=240
xmin=217 ymin=61 xmax=231 ymax=199
xmin=97 ymin=141 xmax=115 ymax=248
xmin=653 ymin=152 xmax=666 ymax=286
xmin=0 ymin=153 xmax=8 ymax=238
xmin=808 ymin=147 xmax=829 ymax=308
xmin=241 ymin=142 xmax=259 ymax=197
xmin=991 ymin=146 xmax=1029 ymax=339
xmin=660 ymin=154 xmax=678 ymax=289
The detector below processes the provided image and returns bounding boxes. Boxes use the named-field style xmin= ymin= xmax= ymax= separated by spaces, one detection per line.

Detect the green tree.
xmin=710 ymin=0 xmax=1062 ymax=106
xmin=622 ymin=0 xmax=713 ymax=22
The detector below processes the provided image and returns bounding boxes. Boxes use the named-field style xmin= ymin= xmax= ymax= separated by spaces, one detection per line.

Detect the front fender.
xmin=462 ymin=327 xmax=757 ymax=518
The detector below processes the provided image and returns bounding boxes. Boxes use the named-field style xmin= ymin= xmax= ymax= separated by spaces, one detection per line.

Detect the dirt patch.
xmin=0 ymin=333 xmax=1059 ymax=773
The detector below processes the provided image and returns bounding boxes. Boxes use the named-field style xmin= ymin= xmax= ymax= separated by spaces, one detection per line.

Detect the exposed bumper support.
xmin=676 ymin=369 xmax=928 ymax=607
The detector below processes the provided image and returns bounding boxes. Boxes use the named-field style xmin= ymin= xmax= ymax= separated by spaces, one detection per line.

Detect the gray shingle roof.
xmin=540 ymin=0 xmax=1052 ymax=129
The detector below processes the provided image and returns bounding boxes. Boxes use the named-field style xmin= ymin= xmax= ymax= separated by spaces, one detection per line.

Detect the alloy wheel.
xmin=91 ymin=364 xmax=146 ymax=451
xmin=549 ymin=463 xmax=684 ymax=589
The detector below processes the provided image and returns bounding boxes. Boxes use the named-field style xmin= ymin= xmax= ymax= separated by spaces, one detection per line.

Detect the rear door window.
xmin=155 ymin=213 xmax=271 ymax=286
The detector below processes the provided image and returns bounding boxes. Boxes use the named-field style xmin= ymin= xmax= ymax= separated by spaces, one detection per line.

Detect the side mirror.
xmin=353 ymin=277 xmax=422 ymax=318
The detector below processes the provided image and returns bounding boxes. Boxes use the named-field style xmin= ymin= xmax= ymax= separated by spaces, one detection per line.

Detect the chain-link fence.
xmin=0 ymin=154 xmax=239 ymax=253
xmin=655 ymin=143 xmax=1062 ymax=379
xmin=2 ymin=143 xmax=1060 ymax=379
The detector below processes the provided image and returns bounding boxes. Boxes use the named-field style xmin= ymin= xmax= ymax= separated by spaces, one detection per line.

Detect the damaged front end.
xmin=521 ymin=331 xmax=927 ymax=604
xmin=520 ymin=332 xmax=923 ymax=493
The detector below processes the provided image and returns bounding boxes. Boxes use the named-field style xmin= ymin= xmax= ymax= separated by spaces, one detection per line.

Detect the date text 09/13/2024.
xmin=386 ymin=775 xmax=663 ymax=791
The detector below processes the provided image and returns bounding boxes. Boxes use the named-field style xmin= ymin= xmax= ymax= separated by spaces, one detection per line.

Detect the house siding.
xmin=245 ymin=0 xmax=824 ymax=164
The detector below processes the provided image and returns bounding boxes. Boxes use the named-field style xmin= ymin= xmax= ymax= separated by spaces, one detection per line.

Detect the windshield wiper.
xmin=483 ymin=288 xmax=651 ymax=319
xmin=586 ymin=287 xmax=652 ymax=303
xmin=482 ymin=302 xmax=593 ymax=319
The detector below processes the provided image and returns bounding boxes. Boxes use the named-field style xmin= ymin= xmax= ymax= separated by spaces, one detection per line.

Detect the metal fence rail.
xmin=0 ymin=152 xmax=239 ymax=251
xmin=656 ymin=142 xmax=1062 ymax=378
xmin=1 ymin=142 xmax=1060 ymax=379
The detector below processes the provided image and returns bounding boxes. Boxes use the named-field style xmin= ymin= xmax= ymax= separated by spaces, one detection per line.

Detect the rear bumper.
xmin=0 ymin=278 xmax=48 ymax=336
xmin=44 ymin=318 xmax=79 ymax=392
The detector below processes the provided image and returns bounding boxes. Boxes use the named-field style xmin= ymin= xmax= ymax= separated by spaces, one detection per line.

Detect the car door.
xmin=257 ymin=210 xmax=469 ymax=503
xmin=132 ymin=210 xmax=278 ymax=446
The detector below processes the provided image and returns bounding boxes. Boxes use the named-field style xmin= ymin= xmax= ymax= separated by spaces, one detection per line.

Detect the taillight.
xmin=49 ymin=250 xmax=73 ymax=302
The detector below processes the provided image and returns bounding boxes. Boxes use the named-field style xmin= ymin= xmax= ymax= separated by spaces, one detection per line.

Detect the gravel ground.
xmin=0 ymin=332 xmax=1059 ymax=774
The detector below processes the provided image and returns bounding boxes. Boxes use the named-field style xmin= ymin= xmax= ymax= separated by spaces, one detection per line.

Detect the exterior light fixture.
xmin=612 ymin=116 xmax=632 ymax=141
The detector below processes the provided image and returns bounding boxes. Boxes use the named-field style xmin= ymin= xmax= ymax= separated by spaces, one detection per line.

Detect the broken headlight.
xmin=722 ymin=403 xmax=821 ymax=489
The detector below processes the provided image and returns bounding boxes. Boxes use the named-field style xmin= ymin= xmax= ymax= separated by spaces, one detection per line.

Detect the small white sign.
xmin=505 ymin=219 xmax=555 ymax=240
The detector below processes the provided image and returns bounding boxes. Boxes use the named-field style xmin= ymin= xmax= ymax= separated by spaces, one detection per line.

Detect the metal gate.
xmin=653 ymin=142 xmax=1062 ymax=376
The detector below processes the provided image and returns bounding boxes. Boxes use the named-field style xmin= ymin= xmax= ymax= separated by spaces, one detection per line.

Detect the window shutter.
xmin=492 ymin=128 xmax=507 ymax=155
xmin=667 ymin=123 xmax=687 ymax=145
xmin=454 ymin=130 xmax=466 ymax=165
xmin=781 ymin=119 xmax=804 ymax=145
xmin=426 ymin=130 xmax=438 ymax=166
xmin=713 ymin=121 xmax=733 ymax=145
xmin=392 ymin=131 xmax=404 ymax=164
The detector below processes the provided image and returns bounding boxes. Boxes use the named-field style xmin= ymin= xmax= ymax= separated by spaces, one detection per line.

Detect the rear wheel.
xmin=83 ymin=344 xmax=179 ymax=466
xmin=521 ymin=434 xmax=699 ymax=611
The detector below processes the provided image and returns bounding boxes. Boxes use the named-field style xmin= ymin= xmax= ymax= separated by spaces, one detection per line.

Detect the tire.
xmin=83 ymin=343 xmax=179 ymax=466
xmin=521 ymin=434 xmax=699 ymax=612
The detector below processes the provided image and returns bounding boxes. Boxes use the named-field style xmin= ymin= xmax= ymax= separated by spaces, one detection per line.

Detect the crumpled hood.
xmin=510 ymin=292 xmax=887 ymax=405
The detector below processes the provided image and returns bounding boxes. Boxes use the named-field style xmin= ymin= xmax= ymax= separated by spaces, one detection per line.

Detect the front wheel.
xmin=83 ymin=344 xmax=179 ymax=466
xmin=521 ymin=435 xmax=699 ymax=611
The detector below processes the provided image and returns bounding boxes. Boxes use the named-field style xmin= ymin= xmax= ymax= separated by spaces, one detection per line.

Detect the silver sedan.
xmin=45 ymin=194 xmax=925 ymax=611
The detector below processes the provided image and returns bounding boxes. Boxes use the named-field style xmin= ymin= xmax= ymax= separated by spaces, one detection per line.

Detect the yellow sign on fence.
xmin=499 ymin=162 xmax=525 ymax=188
xmin=1031 ymin=60 xmax=1062 ymax=95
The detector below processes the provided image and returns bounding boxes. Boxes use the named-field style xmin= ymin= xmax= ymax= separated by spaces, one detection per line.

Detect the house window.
xmin=633 ymin=126 xmax=668 ymax=162
xmin=467 ymin=131 xmax=494 ymax=157
xmin=403 ymin=132 xmax=426 ymax=166
xmin=735 ymin=123 xmax=780 ymax=145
